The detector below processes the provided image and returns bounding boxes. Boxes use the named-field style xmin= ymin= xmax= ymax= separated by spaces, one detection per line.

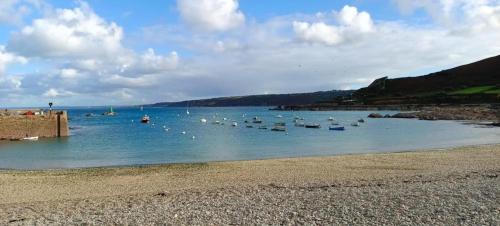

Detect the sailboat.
xmin=186 ymin=102 xmax=190 ymax=115
xmin=23 ymin=114 xmax=38 ymax=141
xmin=103 ymin=106 xmax=116 ymax=116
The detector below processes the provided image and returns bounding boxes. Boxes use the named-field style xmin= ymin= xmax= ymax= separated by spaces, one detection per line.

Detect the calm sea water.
xmin=0 ymin=107 xmax=499 ymax=169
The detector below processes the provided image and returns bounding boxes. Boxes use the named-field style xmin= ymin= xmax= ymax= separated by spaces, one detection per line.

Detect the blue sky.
xmin=0 ymin=0 xmax=499 ymax=107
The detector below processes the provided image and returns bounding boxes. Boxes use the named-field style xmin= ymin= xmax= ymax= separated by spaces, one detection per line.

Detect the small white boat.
xmin=200 ymin=118 xmax=207 ymax=123
xmin=328 ymin=117 xmax=335 ymax=121
xmin=22 ymin=136 xmax=39 ymax=141
xmin=223 ymin=117 xmax=228 ymax=121
xmin=212 ymin=120 xmax=221 ymax=125
xmin=186 ymin=110 xmax=190 ymax=115
xmin=331 ymin=121 xmax=340 ymax=126
xmin=181 ymin=131 xmax=187 ymax=135
xmin=192 ymin=136 xmax=196 ymax=140
xmin=351 ymin=122 xmax=360 ymax=127
xmin=358 ymin=118 xmax=365 ymax=123
xmin=276 ymin=115 xmax=283 ymax=118
xmin=231 ymin=122 xmax=238 ymax=127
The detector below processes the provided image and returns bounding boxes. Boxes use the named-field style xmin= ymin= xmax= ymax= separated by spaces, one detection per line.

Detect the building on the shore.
xmin=0 ymin=109 xmax=69 ymax=140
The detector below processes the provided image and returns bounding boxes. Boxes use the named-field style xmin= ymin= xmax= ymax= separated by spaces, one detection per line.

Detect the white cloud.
xmin=1 ymin=2 xmax=180 ymax=105
xmin=177 ymin=0 xmax=245 ymax=31
xmin=293 ymin=22 xmax=343 ymax=45
xmin=43 ymin=88 xmax=75 ymax=98
xmin=464 ymin=3 xmax=500 ymax=30
xmin=393 ymin=0 xmax=500 ymax=31
xmin=59 ymin=68 xmax=79 ymax=79
xmin=0 ymin=0 xmax=33 ymax=25
xmin=0 ymin=46 xmax=27 ymax=75
xmin=0 ymin=76 xmax=22 ymax=91
xmin=132 ymin=49 xmax=179 ymax=74
xmin=337 ymin=5 xmax=374 ymax=32
xmin=293 ymin=5 xmax=374 ymax=46
xmin=7 ymin=1 xmax=124 ymax=58
xmin=2 ymin=1 xmax=500 ymax=106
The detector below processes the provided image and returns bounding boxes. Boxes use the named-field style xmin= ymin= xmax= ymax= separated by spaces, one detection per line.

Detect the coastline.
xmin=1 ymin=144 xmax=499 ymax=224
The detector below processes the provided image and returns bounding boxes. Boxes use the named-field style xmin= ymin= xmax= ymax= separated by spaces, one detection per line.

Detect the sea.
xmin=1 ymin=106 xmax=499 ymax=169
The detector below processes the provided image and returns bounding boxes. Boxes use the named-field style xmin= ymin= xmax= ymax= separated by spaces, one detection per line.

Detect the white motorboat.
xmin=22 ymin=136 xmax=38 ymax=141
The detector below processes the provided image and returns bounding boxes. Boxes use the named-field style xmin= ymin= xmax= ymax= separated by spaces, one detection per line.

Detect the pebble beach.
xmin=1 ymin=145 xmax=499 ymax=225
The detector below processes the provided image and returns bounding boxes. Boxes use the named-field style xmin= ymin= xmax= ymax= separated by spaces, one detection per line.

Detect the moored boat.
xmin=274 ymin=122 xmax=286 ymax=126
xmin=329 ymin=126 xmax=345 ymax=131
xmin=305 ymin=123 xmax=321 ymax=129
xmin=103 ymin=107 xmax=116 ymax=116
xmin=295 ymin=122 xmax=305 ymax=127
xmin=252 ymin=117 xmax=263 ymax=123
xmin=22 ymin=136 xmax=39 ymax=141
xmin=141 ymin=115 xmax=150 ymax=123
xmin=271 ymin=126 xmax=286 ymax=132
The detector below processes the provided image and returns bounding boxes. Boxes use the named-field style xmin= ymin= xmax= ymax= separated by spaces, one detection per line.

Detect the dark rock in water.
xmin=368 ymin=113 xmax=383 ymax=118
xmin=419 ymin=115 xmax=438 ymax=121
xmin=392 ymin=113 xmax=418 ymax=119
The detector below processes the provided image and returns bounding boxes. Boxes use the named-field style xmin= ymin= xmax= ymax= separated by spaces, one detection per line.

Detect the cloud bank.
xmin=0 ymin=0 xmax=499 ymax=107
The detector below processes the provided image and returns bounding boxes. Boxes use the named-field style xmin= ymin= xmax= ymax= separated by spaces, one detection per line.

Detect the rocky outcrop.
xmin=388 ymin=106 xmax=499 ymax=121
xmin=368 ymin=113 xmax=384 ymax=118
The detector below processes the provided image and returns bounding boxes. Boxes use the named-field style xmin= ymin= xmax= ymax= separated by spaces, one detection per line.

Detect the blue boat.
xmin=329 ymin=126 xmax=345 ymax=131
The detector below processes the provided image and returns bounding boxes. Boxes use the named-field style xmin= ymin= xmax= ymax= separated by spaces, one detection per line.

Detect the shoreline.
xmin=1 ymin=144 xmax=499 ymax=224
xmin=2 ymin=142 xmax=500 ymax=171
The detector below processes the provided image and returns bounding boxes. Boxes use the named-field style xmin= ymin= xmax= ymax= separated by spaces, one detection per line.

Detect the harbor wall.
xmin=0 ymin=110 xmax=69 ymax=140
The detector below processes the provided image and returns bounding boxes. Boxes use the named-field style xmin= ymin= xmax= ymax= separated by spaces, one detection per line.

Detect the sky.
xmin=0 ymin=0 xmax=500 ymax=107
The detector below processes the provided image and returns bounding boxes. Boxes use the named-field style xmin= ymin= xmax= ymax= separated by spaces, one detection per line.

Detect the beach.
xmin=1 ymin=145 xmax=499 ymax=225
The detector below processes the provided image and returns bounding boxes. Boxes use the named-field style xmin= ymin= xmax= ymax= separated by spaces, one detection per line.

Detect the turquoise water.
xmin=1 ymin=107 xmax=499 ymax=169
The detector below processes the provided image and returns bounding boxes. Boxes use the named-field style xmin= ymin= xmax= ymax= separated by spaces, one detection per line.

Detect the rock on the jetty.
xmin=368 ymin=113 xmax=383 ymax=118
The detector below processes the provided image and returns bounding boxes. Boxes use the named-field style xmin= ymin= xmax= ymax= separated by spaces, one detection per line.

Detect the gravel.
xmin=0 ymin=145 xmax=499 ymax=225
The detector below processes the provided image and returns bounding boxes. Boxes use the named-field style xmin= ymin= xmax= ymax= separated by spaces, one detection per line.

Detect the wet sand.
xmin=0 ymin=145 xmax=499 ymax=225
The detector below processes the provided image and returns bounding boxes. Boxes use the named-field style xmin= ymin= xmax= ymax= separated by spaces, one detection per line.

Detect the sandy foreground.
xmin=0 ymin=145 xmax=499 ymax=225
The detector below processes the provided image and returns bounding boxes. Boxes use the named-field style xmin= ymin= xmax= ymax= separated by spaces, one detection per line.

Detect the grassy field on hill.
xmin=450 ymin=86 xmax=500 ymax=95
